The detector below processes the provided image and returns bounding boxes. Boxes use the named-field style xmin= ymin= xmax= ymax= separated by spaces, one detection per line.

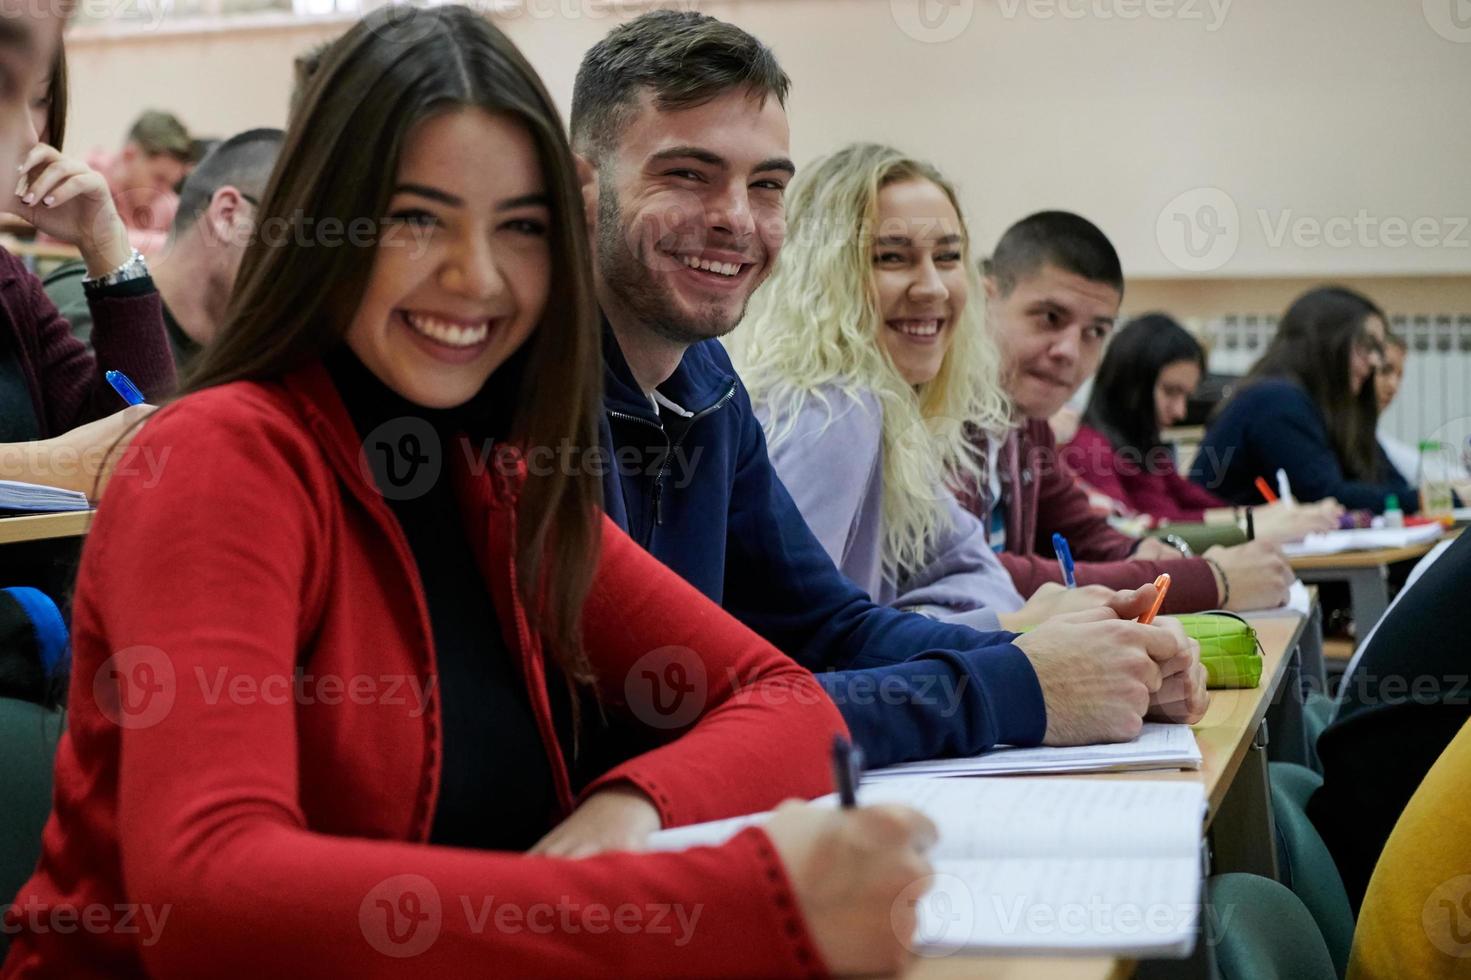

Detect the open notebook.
xmin=0 ymin=480 xmax=89 ymax=513
xmin=651 ymin=777 xmax=1206 ymax=957
xmin=862 ymin=722 xmax=1201 ymax=780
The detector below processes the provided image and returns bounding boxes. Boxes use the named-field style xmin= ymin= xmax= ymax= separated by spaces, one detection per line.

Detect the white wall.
xmin=65 ymin=0 xmax=1471 ymax=281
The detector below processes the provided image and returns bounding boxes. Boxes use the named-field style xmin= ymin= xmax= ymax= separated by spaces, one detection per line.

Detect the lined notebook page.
xmin=863 ymin=723 xmax=1201 ymax=779
xmin=920 ymin=856 xmax=1200 ymax=955
xmin=648 ymin=777 xmax=1205 ymax=956
xmin=858 ymin=778 xmax=1203 ymax=861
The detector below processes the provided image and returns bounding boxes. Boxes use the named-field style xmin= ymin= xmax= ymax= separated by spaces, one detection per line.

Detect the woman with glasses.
xmin=1188 ymin=286 xmax=1413 ymax=513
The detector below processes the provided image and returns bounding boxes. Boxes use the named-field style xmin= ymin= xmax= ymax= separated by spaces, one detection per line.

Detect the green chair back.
xmin=1269 ymin=762 xmax=1355 ymax=977
xmin=1208 ymin=873 xmax=1337 ymax=980
xmin=0 ymin=697 xmax=64 ymax=961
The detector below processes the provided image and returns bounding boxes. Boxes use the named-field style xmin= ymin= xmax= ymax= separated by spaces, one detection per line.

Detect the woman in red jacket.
xmin=1 ymin=9 xmax=933 ymax=977
xmin=1067 ymin=313 xmax=1341 ymax=542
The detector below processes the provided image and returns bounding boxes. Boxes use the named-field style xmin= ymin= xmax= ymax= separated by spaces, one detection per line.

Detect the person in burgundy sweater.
xmin=958 ymin=211 xmax=1295 ymax=614
xmin=1 ymin=12 xmax=937 ymax=977
xmin=0 ymin=22 xmax=173 ymax=500
xmin=1065 ymin=313 xmax=1341 ymax=541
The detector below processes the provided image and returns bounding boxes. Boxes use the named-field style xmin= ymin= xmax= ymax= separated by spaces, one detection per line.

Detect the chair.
xmin=1269 ymin=762 xmax=1355 ymax=977
xmin=1208 ymin=873 xmax=1337 ymax=980
xmin=0 ymin=697 xmax=64 ymax=960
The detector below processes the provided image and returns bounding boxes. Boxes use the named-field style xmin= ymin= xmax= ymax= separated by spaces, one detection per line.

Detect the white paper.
xmin=0 ymin=480 xmax=89 ymax=513
xmin=1280 ymin=523 xmax=1444 ymax=557
xmin=649 ymin=777 xmax=1206 ymax=957
xmin=860 ymin=723 xmax=1201 ymax=780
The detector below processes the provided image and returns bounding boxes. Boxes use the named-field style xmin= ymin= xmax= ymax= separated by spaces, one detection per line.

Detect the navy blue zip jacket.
xmin=599 ymin=328 xmax=1046 ymax=767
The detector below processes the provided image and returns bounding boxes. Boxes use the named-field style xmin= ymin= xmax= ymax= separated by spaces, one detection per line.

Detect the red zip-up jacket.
xmin=1 ymin=363 xmax=843 ymax=979
xmin=962 ymin=419 xmax=1219 ymax=614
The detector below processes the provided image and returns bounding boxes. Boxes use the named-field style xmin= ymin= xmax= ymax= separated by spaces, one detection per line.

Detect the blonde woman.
xmin=737 ymin=144 xmax=1120 ymax=632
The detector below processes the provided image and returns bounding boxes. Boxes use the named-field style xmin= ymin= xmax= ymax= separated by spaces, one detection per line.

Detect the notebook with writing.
xmin=650 ymin=777 xmax=1206 ymax=957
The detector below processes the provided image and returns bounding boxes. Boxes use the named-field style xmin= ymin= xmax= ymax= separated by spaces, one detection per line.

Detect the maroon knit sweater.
xmin=0 ymin=247 xmax=174 ymax=438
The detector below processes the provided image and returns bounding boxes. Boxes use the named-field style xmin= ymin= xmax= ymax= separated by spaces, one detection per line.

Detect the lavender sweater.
xmin=759 ymin=385 xmax=1025 ymax=631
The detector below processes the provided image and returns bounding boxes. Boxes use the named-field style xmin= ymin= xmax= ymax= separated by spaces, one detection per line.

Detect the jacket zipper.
xmin=608 ymin=381 xmax=738 ymax=546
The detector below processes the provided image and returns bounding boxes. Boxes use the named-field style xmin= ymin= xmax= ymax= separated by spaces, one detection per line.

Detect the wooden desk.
xmin=907 ymin=612 xmax=1309 ymax=980
xmin=0 ymin=510 xmax=92 ymax=545
xmin=1290 ymin=538 xmax=1442 ymax=649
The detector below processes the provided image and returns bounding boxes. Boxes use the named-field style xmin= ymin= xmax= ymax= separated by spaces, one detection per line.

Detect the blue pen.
xmin=1052 ymin=532 xmax=1077 ymax=588
xmin=105 ymin=370 xmax=146 ymax=407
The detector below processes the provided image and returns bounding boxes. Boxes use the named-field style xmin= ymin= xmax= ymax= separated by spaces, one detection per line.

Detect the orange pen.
xmin=1139 ymin=573 xmax=1171 ymax=625
xmin=1254 ymin=477 xmax=1279 ymax=504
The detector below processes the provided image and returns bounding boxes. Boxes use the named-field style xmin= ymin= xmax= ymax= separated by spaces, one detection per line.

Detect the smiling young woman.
xmin=0 ymin=9 xmax=939 ymax=978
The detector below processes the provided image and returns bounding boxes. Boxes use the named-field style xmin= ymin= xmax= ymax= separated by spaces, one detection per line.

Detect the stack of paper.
xmin=651 ymin=777 xmax=1207 ymax=957
xmin=862 ymin=723 xmax=1201 ymax=780
xmin=0 ymin=480 xmax=89 ymax=513
xmin=1281 ymin=523 xmax=1444 ymax=557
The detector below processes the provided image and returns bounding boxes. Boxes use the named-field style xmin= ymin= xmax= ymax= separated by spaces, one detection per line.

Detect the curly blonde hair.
xmin=733 ymin=143 xmax=1011 ymax=576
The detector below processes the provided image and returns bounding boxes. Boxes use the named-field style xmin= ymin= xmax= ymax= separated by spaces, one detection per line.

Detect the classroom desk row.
xmin=0 ymin=512 xmax=1368 ymax=978
xmin=905 ymin=607 xmax=1317 ymax=979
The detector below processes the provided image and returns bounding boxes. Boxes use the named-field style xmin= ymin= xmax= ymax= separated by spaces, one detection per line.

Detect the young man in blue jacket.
xmin=570 ymin=11 xmax=1208 ymax=767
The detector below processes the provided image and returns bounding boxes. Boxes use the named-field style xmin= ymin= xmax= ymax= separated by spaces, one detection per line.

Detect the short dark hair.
xmin=172 ymin=128 xmax=284 ymax=236
xmin=570 ymin=10 xmax=790 ymax=162
xmin=127 ymin=109 xmax=192 ymax=161
xmin=984 ymin=210 xmax=1124 ymax=298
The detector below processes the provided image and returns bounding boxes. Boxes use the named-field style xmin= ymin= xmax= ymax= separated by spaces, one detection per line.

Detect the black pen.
xmin=831 ymin=734 xmax=863 ymax=808
xmin=1246 ymin=507 xmax=1255 ymax=542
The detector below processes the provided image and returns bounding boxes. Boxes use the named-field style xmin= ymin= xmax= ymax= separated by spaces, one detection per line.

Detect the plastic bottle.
xmin=1383 ymin=493 xmax=1404 ymax=528
xmin=1417 ymin=440 xmax=1455 ymax=520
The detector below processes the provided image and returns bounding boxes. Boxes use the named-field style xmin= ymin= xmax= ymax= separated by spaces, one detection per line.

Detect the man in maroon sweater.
xmin=964 ymin=211 xmax=1292 ymax=614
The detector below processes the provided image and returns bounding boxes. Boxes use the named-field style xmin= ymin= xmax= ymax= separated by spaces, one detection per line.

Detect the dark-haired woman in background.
xmin=1068 ymin=313 xmax=1341 ymax=541
xmin=1187 ymin=287 xmax=1413 ymax=514
xmin=0 ymin=9 xmax=935 ymax=978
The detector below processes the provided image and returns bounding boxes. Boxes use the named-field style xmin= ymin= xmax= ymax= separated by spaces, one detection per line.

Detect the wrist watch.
xmin=82 ymin=248 xmax=150 ymax=295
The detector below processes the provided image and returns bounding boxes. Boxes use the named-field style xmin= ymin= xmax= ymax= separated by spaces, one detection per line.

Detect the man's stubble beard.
xmin=595 ymin=182 xmax=752 ymax=347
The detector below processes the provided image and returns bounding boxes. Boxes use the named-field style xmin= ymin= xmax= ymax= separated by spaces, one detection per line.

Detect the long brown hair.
xmin=1235 ymin=286 xmax=1385 ymax=480
xmin=185 ymin=5 xmax=603 ymax=682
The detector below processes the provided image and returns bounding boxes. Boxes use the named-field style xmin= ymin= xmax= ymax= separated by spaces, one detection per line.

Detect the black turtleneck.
xmin=324 ymin=347 xmax=565 ymax=852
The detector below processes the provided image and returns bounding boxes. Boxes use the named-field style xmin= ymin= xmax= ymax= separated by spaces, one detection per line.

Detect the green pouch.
xmin=1174 ymin=612 xmax=1262 ymax=689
